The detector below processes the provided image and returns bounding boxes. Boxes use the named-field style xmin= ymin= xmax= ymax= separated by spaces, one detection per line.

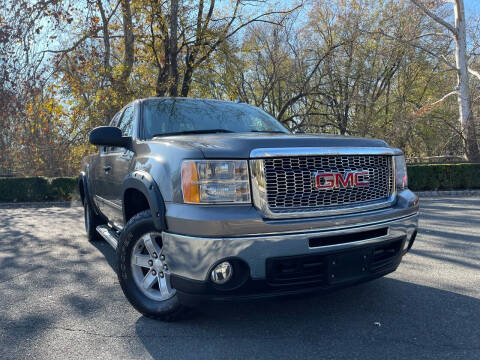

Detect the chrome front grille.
xmin=261 ymin=155 xmax=394 ymax=212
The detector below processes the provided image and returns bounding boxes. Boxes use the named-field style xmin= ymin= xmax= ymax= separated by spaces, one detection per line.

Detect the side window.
xmin=118 ymin=105 xmax=135 ymax=137
xmin=101 ymin=112 xmax=121 ymax=153
xmin=105 ymin=109 xmax=126 ymax=153
xmin=110 ymin=111 xmax=122 ymax=127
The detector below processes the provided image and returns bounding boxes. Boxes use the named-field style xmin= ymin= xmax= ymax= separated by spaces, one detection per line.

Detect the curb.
xmin=0 ymin=201 xmax=82 ymax=209
xmin=416 ymin=190 xmax=480 ymax=197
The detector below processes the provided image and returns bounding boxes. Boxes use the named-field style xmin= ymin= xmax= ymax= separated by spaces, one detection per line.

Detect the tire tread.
xmin=84 ymin=200 xmax=105 ymax=242
xmin=117 ymin=210 xmax=191 ymax=322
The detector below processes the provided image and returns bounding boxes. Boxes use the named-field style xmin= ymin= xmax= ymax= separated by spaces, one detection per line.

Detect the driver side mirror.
xmin=89 ymin=126 xmax=131 ymax=149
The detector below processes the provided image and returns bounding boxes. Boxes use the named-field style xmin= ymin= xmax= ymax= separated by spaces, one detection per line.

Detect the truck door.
xmin=92 ymin=145 xmax=110 ymax=216
xmin=107 ymin=103 xmax=137 ymax=229
xmin=93 ymin=110 xmax=124 ymax=220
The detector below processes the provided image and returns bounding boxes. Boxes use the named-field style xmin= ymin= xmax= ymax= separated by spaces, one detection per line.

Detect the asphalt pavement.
xmin=0 ymin=198 xmax=479 ymax=360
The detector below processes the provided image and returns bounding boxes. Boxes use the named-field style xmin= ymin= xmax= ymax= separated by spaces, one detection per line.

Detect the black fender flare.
xmin=78 ymin=171 xmax=93 ymax=207
xmin=122 ymin=170 xmax=167 ymax=231
xmin=78 ymin=172 xmax=87 ymax=205
xmin=78 ymin=171 xmax=102 ymax=216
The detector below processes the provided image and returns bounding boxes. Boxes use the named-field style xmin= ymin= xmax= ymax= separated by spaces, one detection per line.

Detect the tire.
xmin=116 ymin=210 xmax=190 ymax=321
xmin=84 ymin=198 xmax=105 ymax=242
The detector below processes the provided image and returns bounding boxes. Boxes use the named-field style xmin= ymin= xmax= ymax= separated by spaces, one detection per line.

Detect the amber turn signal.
xmin=181 ymin=161 xmax=200 ymax=203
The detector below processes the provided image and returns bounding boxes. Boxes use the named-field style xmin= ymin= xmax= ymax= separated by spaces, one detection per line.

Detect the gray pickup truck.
xmin=79 ymin=97 xmax=419 ymax=321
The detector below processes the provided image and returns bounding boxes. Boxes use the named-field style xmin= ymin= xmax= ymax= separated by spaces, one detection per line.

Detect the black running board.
xmin=96 ymin=225 xmax=119 ymax=250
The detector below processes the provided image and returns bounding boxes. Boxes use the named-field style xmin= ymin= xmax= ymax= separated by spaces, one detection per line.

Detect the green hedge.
xmin=0 ymin=177 xmax=77 ymax=202
xmin=407 ymin=163 xmax=480 ymax=191
xmin=50 ymin=177 xmax=77 ymax=200
xmin=0 ymin=164 xmax=479 ymax=202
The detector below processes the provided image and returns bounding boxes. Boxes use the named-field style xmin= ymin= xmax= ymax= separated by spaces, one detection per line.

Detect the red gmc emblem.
xmin=314 ymin=171 xmax=370 ymax=189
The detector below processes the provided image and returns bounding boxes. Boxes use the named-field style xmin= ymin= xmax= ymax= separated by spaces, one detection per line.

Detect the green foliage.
xmin=50 ymin=177 xmax=77 ymax=200
xmin=407 ymin=164 xmax=480 ymax=191
xmin=0 ymin=177 xmax=77 ymax=202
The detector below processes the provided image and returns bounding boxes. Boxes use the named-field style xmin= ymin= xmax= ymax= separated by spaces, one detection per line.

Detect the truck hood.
xmin=152 ymin=133 xmax=390 ymax=159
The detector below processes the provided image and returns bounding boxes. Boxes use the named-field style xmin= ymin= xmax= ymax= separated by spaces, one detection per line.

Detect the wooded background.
xmin=1 ymin=0 xmax=479 ymax=177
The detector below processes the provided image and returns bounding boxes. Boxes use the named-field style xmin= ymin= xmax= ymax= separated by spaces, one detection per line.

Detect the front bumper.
xmin=163 ymin=212 xmax=418 ymax=281
xmin=161 ymin=190 xmax=418 ymax=302
xmin=170 ymin=248 xmax=406 ymax=304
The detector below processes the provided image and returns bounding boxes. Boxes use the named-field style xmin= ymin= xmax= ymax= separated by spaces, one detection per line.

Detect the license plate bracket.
xmin=327 ymin=250 xmax=370 ymax=284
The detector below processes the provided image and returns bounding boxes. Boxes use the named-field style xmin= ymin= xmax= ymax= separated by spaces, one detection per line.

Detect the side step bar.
xmin=96 ymin=225 xmax=119 ymax=250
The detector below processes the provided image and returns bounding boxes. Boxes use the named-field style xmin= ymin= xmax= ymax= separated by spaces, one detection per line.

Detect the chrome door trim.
xmin=250 ymin=147 xmax=403 ymax=158
xmin=94 ymin=195 xmax=122 ymax=211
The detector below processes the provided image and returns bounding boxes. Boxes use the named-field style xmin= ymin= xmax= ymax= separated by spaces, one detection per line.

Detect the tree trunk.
xmin=181 ymin=55 xmax=195 ymax=97
xmin=118 ymin=0 xmax=134 ymax=95
xmin=411 ymin=0 xmax=480 ymax=160
xmin=454 ymin=0 xmax=480 ymax=161
xmin=168 ymin=0 xmax=179 ymax=96
xmin=156 ymin=66 xmax=169 ymax=97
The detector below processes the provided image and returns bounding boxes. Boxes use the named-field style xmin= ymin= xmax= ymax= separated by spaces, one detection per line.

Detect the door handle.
xmin=103 ymin=166 xmax=112 ymax=173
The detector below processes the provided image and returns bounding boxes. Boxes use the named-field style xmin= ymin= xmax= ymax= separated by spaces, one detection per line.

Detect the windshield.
xmin=142 ymin=98 xmax=289 ymax=138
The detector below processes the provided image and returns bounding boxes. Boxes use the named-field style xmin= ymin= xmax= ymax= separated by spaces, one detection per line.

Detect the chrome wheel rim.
xmin=130 ymin=232 xmax=176 ymax=301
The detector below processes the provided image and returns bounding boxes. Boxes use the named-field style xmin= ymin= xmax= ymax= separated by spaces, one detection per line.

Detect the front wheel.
xmin=116 ymin=210 xmax=189 ymax=321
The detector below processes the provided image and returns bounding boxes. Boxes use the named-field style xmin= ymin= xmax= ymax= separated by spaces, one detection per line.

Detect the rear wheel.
xmin=117 ymin=210 xmax=189 ymax=321
xmin=84 ymin=199 xmax=104 ymax=242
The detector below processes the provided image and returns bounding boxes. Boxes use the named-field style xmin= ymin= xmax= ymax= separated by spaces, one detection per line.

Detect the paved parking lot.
xmin=0 ymin=198 xmax=479 ymax=360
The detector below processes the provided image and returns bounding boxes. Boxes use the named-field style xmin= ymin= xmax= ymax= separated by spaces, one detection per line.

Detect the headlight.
xmin=181 ymin=160 xmax=251 ymax=203
xmin=394 ymin=155 xmax=408 ymax=190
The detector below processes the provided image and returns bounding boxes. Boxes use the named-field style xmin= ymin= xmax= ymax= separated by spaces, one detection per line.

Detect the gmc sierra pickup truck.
xmin=79 ymin=97 xmax=419 ymax=321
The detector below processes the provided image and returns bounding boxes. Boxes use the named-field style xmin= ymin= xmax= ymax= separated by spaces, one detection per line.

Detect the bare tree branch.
xmin=373 ymin=30 xmax=458 ymax=71
xmin=410 ymin=0 xmax=457 ymax=35
xmin=413 ymin=90 xmax=458 ymax=116
xmin=468 ymin=67 xmax=480 ymax=81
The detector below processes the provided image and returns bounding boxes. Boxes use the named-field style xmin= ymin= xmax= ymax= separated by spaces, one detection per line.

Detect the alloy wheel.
xmin=130 ymin=232 xmax=176 ymax=301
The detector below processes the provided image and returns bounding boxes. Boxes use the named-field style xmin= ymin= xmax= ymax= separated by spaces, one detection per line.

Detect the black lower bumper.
xmin=172 ymin=235 xmax=413 ymax=305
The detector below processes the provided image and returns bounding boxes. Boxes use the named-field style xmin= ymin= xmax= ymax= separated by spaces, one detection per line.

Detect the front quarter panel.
xmin=131 ymin=140 xmax=204 ymax=203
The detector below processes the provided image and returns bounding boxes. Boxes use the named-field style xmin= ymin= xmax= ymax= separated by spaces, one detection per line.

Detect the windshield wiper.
xmin=152 ymin=129 xmax=234 ymax=137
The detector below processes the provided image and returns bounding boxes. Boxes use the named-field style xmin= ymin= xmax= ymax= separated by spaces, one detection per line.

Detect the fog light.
xmin=210 ymin=261 xmax=233 ymax=284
